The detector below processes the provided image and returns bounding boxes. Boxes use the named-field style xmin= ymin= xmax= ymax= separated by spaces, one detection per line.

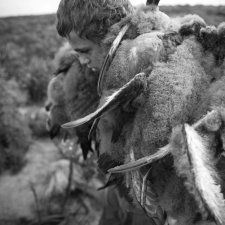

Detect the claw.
xmin=108 ymin=145 xmax=170 ymax=173
xmin=97 ymin=24 xmax=130 ymax=96
xmin=146 ymin=0 xmax=160 ymax=5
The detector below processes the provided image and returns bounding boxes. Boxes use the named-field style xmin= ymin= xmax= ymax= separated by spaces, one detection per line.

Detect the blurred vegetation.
xmin=161 ymin=5 xmax=225 ymax=25
xmin=0 ymin=68 xmax=32 ymax=174
xmin=26 ymin=107 xmax=49 ymax=138
xmin=26 ymin=56 xmax=51 ymax=103
xmin=0 ymin=14 xmax=64 ymax=173
xmin=0 ymin=14 xmax=64 ymax=103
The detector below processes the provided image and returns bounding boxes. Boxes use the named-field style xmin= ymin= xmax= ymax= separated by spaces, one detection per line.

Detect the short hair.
xmin=56 ymin=0 xmax=134 ymax=43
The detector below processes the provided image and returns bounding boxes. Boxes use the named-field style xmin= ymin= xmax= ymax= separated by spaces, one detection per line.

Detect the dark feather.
xmin=49 ymin=125 xmax=61 ymax=139
xmin=98 ymin=153 xmax=121 ymax=173
xmin=76 ymin=125 xmax=93 ymax=160
xmin=97 ymin=153 xmax=131 ymax=201
xmin=98 ymin=173 xmax=124 ymax=190
xmin=97 ymin=153 xmax=124 ymax=189
xmin=146 ymin=0 xmax=160 ymax=5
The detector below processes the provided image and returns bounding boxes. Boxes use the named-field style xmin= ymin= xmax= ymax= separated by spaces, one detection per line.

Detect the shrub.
xmin=26 ymin=57 xmax=51 ymax=103
xmin=0 ymin=68 xmax=32 ymax=174
xmin=26 ymin=107 xmax=49 ymax=138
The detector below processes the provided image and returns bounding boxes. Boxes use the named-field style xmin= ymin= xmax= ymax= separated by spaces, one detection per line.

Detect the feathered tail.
xmin=174 ymin=124 xmax=225 ymax=224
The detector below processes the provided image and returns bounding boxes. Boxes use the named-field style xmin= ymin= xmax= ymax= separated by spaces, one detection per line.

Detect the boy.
xmin=56 ymin=1 xmax=156 ymax=224
xmin=56 ymin=0 xmax=134 ymax=73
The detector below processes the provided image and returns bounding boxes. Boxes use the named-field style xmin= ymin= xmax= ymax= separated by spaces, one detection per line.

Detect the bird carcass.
xmin=62 ymin=3 xmax=225 ymax=225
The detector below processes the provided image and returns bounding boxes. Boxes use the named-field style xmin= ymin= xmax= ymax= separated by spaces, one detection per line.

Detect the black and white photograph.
xmin=0 ymin=0 xmax=225 ymax=224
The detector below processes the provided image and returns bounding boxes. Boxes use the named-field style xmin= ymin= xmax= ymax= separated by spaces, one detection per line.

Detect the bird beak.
xmin=62 ymin=72 xmax=147 ymax=129
xmin=108 ymin=145 xmax=170 ymax=173
xmin=97 ymin=24 xmax=130 ymax=96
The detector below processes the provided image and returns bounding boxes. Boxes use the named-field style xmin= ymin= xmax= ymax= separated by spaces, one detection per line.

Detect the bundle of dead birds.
xmin=45 ymin=43 xmax=99 ymax=159
xmin=62 ymin=1 xmax=225 ymax=224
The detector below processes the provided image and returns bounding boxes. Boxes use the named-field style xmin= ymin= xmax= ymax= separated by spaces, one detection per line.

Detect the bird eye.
xmin=45 ymin=102 xmax=52 ymax=112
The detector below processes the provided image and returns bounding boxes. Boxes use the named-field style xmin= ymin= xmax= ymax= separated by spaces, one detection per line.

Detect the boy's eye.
xmin=75 ymin=48 xmax=91 ymax=54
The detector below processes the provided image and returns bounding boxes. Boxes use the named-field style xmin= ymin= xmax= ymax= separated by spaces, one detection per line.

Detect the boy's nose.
xmin=78 ymin=54 xmax=90 ymax=65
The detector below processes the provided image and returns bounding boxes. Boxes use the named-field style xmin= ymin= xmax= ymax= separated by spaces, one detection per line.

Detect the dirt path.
xmin=0 ymin=139 xmax=60 ymax=220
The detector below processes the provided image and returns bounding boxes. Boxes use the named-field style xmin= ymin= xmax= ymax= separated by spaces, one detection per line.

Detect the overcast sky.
xmin=0 ymin=0 xmax=225 ymax=17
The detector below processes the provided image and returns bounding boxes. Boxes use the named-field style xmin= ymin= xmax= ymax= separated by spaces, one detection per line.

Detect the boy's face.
xmin=68 ymin=31 xmax=105 ymax=72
